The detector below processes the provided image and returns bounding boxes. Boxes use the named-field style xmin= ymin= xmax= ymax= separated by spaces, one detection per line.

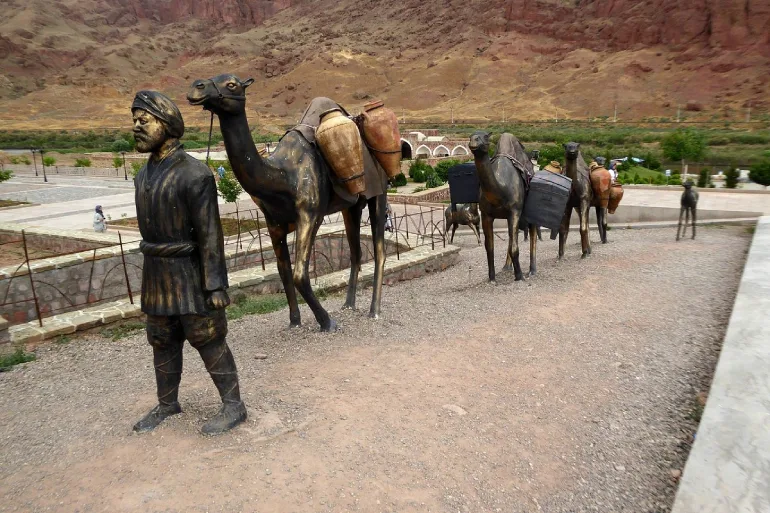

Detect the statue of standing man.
xmin=130 ymin=91 xmax=247 ymax=435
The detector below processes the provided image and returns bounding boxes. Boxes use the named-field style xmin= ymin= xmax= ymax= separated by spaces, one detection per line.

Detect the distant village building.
xmin=400 ymin=130 xmax=470 ymax=161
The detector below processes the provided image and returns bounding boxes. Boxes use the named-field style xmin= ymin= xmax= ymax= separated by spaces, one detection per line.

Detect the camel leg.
xmin=558 ymin=206 xmax=573 ymax=260
xmin=579 ymin=202 xmax=591 ymax=258
xmin=469 ymin=222 xmax=481 ymax=245
xmin=292 ymin=215 xmax=335 ymax=331
xmin=450 ymin=224 xmax=457 ymax=244
xmin=536 ymin=226 xmax=543 ymax=241
xmin=597 ymin=206 xmax=608 ymax=244
xmin=523 ymin=226 xmax=529 ymax=242
xmin=481 ymin=214 xmax=496 ymax=283
xmin=368 ymin=194 xmax=387 ymax=319
xmin=341 ymin=204 xmax=363 ymax=310
xmin=685 ymin=207 xmax=691 ymax=239
xmin=506 ymin=213 xmax=523 ymax=281
xmin=691 ymin=207 xmax=697 ymax=239
xmin=268 ymin=227 xmax=301 ymax=328
xmin=529 ymin=224 xmax=537 ymax=276
xmin=676 ymin=207 xmax=684 ymax=241
xmin=602 ymin=208 xmax=609 ymax=241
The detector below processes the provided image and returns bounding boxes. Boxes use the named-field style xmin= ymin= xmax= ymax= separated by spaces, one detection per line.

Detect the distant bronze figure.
xmin=469 ymin=131 xmax=537 ymax=283
xmin=131 ymin=91 xmax=246 ymax=435
xmin=676 ymin=181 xmax=699 ymax=240
xmin=589 ymin=161 xmax=612 ymax=244
xmin=559 ymin=142 xmax=593 ymax=259
xmin=445 ymin=203 xmax=481 ymax=245
xmin=188 ymin=75 xmax=388 ymax=330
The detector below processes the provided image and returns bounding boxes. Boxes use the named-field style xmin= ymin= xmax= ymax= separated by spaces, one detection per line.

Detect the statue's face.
xmin=132 ymin=109 xmax=166 ymax=153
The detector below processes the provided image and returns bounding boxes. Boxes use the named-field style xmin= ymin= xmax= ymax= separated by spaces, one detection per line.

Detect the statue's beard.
xmin=134 ymin=134 xmax=163 ymax=153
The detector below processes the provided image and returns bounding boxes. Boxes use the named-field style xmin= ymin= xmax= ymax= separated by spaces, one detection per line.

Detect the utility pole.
xmin=503 ymin=107 xmax=506 ymax=124
xmin=613 ymin=103 xmax=617 ymax=123
xmin=30 ymin=149 xmax=38 ymax=177
xmin=451 ymin=105 xmax=454 ymax=124
xmin=40 ymin=150 xmax=48 ymax=183
xmin=676 ymin=105 xmax=681 ymax=123
xmin=747 ymin=101 xmax=752 ymax=123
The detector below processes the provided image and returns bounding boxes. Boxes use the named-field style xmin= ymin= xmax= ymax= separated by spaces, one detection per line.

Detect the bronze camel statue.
xmin=445 ymin=203 xmax=481 ymax=245
xmin=469 ymin=131 xmax=537 ymax=283
xmin=188 ymin=74 xmax=387 ymax=331
xmin=676 ymin=181 xmax=699 ymax=241
xmin=559 ymin=142 xmax=593 ymax=259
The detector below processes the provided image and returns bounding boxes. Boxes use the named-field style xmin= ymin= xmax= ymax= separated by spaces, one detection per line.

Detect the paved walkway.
xmin=672 ymin=216 xmax=770 ymax=513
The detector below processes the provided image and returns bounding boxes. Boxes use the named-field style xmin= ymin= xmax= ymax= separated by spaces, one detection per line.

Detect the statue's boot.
xmin=197 ymin=340 xmax=247 ymax=435
xmin=133 ymin=345 xmax=183 ymax=433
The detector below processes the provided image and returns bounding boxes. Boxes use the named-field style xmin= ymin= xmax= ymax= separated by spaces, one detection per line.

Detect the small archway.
xmin=433 ymin=145 xmax=450 ymax=158
xmin=415 ymin=145 xmax=431 ymax=159
xmin=451 ymin=145 xmax=469 ymax=156
xmin=400 ymin=140 xmax=413 ymax=160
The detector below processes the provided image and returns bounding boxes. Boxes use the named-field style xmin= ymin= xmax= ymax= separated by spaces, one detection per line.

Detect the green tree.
xmin=217 ymin=163 xmax=244 ymax=243
xmin=110 ymin=138 xmax=132 ymax=153
xmin=42 ymin=156 xmax=56 ymax=167
xmin=391 ymin=173 xmax=407 ymax=187
xmin=724 ymin=168 xmax=739 ymax=189
xmin=409 ymin=160 xmax=433 ymax=183
xmin=130 ymin=160 xmax=146 ymax=177
xmin=433 ymin=159 xmax=463 ymax=182
xmin=749 ymin=159 xmax=770 ymax=187
xmin=661 ymin=128 xmax=707 ymax=174
xmin=697 ymin=168 xmax=711 ymax=188
xmin=113 ymin=155 xmax=123 ymax=171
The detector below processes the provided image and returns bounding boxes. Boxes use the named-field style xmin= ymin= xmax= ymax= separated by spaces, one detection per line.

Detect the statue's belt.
xmin=140 ymin=241 xmax=197 ymax=258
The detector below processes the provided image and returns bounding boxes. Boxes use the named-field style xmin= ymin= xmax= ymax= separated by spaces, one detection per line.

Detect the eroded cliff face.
xmin=106 ymin=0 xmax=296 ymax=26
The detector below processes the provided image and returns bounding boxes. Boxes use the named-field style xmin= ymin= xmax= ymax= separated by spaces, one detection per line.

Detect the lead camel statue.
xmin=559 ymin=142 xmax=593 ymax=259
xmin=469 ymin=131 xmax=537 ymax=283
xmin=188 ymin=75 xmax=388 ymax=331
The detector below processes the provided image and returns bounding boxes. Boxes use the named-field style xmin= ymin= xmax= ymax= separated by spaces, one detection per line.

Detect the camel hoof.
xmin=341 ymin=303 xmax=356 ymax=311
xmin=529 ymin=269 xmax=537 ymax=277
xmin=581 ymin=252 xmax=589 ymax=259
xmin=515 ymin=273 xmax=524 ymax=281
xmin=320 ymin=319 xmax=338 ymax=332
xmin=489 ymin=280 xmax=497 ymax=286
xmin=368 ymin=311 xmax=380 ymax=320
xmin=289 ymin=321 xmax=301 ymax=329
xmin=502 ymin=264 xmax=513 ymax=271
xmin=692 ymin=236 xmax=696 ymax=240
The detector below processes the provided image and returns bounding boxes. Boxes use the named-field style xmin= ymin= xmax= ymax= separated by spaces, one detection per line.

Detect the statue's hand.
xmin=206 ymin=290 xmax=230 ymax=310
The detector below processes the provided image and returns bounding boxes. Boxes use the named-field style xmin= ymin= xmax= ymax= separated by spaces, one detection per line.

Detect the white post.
xmin=613 ymin=103 xmax=617 ymax=123
xmin=677 ymin=105 xmax=681 ymax=123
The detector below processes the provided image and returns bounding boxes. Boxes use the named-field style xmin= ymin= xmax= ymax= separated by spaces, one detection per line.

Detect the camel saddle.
xmin=284 ymin=97 xmax=388 ymax=203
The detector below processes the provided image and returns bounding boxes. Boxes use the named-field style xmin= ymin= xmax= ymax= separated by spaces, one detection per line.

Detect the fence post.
xmin=21 ymin=230 xmax=43 ymax=327
xmin=430 ymin=209 xmax=435 ymax=250
xmin=395 ymin=214 xmax=400 ymax=260
xmin=118 ymin=232 xmax=134 ymax=304
xmin=86 ymin=248 xmax=97 ymax=304
xmin=256 ymin=209 xmax=266 ymax=271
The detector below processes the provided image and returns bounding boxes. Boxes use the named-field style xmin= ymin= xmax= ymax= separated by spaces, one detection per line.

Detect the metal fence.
xmin=0 ymin=205 xmax=446 ymax=328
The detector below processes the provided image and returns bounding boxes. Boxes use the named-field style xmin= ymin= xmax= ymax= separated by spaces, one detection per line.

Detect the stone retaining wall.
xmin=389 ymin=185 xmax=449 ymax=205
xmin=5 ymin=164 xmax=128 ymax=178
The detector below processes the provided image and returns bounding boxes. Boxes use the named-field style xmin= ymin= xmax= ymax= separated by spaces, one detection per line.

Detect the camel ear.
xmin=563 ymin=143 xmax=568 ymax=149
xmin=242 ymin=78 xmax=255 ymax=89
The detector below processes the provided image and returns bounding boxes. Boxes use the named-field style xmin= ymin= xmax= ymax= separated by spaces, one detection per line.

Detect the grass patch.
xmin=110 ymin=216 xmax=265 ymax=236
xmin=0 ymin=200 xmax=29 ymax=208
xmin=54 ymin=335 xmax=72 ymax=345
xmin=101 ymin=321 xmax=145 ymax=341
xmin=688 ymin=401 xmax=705 ymax=424
xmin=0 ymin=348 xmax=36 ymax=371
xmin=227 ymin=293 xmax=288 ymax=320
xmin=745 ymin=225 xmax=756 ymax=235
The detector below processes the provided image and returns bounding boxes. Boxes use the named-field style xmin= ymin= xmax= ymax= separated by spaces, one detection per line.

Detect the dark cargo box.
xmin=523 ymin=171 xmax=572 ymax=230
xmin=448 ymin=163 xmax=480 ymax=205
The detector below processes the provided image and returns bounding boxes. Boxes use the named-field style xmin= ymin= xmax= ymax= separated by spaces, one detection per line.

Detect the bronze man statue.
xmin=130 ymin=90 xmax=247 ymax=435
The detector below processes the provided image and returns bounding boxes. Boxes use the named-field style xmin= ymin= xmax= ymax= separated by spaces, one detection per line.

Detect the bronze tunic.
xmin=135 ymin=145 xmax=228 ymax=316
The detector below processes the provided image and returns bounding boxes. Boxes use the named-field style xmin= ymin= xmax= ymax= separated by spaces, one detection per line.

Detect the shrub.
xmin=669 ymin=175 xmax=682 ymax=186
xmin=113 ymin=155 xmax=123 ymax=170
xmin=724 ymin=168 xmax=739 ymax=189
xmin=616 ymin=172 xmax=629 ymax=185
xmin=425 ymin=172 xmax=445 ymax=189
xmin=749 ymin=159 xmax=770 ymax=186
xmin=0 ymin=169 xmax=12 ymax=183
xmin=536 ymin=144 xmax=563 ymax=168
xmin=391 ymin=172 xmax=407 ymax=187
xmin=130 ymin=160 xmax=146 ymax=176
xmin=654 ymin=173 xmax=666 ymax=185
xmin=433 ymin=159 xmax=461 ymax=182
xmin=409 ymin=160 xmax=433 ymax=183
xmin=632 ymin=172 xmax=642 ymax=184
xmin=42 ymin=156 xmax=56 ymax=167
xmin=697 ymin=168 xmax=711 ymax=188
xmin=618 ymin=160 xmax=633 ymax=173
xmin=75 ymin=158 xmax=92 ymax=167
xmin=642 ymin=152 xmax=661 ymax=170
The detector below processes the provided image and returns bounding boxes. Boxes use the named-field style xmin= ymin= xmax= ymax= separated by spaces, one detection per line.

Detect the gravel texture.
xmin=0 ymin=224 xmax=752 ymax=513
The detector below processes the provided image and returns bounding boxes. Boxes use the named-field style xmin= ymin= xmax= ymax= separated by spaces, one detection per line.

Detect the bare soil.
xmin=0 ymin=241 xmax=58 ymax=267
xmin=0 ymin=225 xmax=751 ymax=513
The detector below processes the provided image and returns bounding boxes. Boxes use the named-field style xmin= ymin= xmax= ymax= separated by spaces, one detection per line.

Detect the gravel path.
xmin=0 ymin=225 xmax=751 ymax=513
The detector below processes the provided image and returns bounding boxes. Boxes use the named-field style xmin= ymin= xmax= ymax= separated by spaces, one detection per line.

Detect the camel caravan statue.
xmin=677 ymin=181 xmax=699 ymax=240
xmin=559 ymin=142 xmax=599 ymax=259
xmin=445 ymin=203 xmax=481 ymax=245
xmin=188 ymin=74 xmax=390 ymax=331
xmin=469 ymin=131 xmax=537 ymax=282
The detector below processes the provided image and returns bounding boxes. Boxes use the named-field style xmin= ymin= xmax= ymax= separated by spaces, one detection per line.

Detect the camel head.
xmin=469 ymin=131 xmax=491 ymax=156
xmin=563 ymin=141 xmax=580 ymax=160
xmin=187 ymin=74 xmax=254 ymax=115
xmin=683 ymin=180 xmax=694 ymax=190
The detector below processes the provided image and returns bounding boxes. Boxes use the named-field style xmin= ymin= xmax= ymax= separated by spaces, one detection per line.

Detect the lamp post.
xmin=30 ymin=149 xmax=38 ymax=177
xmin=121 ymin=151 xmax=128 ymax=180
xmin=40 ymin=149 xmax=48 ymax=183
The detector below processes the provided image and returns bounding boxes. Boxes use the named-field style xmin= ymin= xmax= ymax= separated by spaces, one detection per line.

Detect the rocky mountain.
xmin=0 ymin=0 xmax=768 ymax=129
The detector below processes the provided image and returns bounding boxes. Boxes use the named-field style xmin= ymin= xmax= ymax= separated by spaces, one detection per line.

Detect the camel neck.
xmin=217 ymin=111 xmax=281 ymax=197
xmin=565 ymin=158 xmax=579 ymax=180
xmin=474 ymin=151 xmax=499 ymax=191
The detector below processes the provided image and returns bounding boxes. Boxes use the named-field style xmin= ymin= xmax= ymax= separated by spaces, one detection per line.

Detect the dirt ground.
xmin=0 ymin=225 xmax=751 ymax=513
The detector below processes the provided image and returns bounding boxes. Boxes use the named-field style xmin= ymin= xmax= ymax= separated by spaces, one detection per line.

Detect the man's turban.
xmin=131 ymin=90 xmax=185 ymax=139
